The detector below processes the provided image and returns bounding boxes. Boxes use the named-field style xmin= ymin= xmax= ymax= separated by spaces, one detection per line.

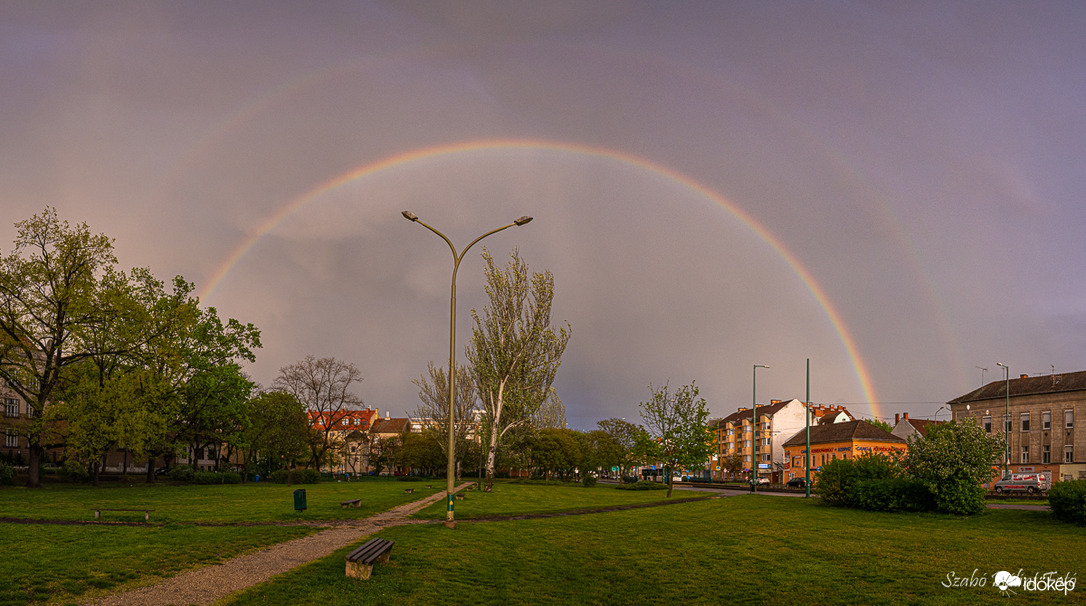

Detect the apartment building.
xmin=948 ymin=370 xmax=1086 ymax=486
xmin=712 ymin=400 xmax=853 ymax=483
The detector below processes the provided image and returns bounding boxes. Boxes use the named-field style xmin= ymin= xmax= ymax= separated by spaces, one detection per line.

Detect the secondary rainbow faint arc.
xmin=202 ymin=138 xmax=882 ymax=415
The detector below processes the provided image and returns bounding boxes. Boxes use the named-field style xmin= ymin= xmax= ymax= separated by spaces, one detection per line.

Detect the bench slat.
xmin=345 ymin=538 xmax=394 ymax=580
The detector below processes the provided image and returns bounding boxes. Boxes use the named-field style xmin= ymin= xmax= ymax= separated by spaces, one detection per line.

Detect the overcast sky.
xmin=3 ymin=2 xmax=1085 ymax=429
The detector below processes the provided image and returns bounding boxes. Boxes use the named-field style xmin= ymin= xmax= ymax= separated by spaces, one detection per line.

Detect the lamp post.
xmin=752 ymin=364 xmax=769 ymax=493
xmin=997 ymin=362 xmax=1010 ymax=479
xmin=805 ymin=358 xmax=811 ymax=498
xmin=402 ymin=210 xmax=532 ymax=528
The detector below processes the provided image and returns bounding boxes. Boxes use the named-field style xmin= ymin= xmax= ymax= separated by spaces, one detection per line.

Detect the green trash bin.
xmin=293 ymin=488 xmax=307 ymax=512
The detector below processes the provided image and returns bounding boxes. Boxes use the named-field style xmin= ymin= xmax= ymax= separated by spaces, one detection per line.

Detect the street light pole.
xmin=805 ymin=358 xmax=811 ymax=498
xmin=997 ymin=362 xmax=1010 ymax=479
xmin=402 ymin=210 xmax=532 ymax=528
xmin=752 ymin=364 xmax=769 ymax=493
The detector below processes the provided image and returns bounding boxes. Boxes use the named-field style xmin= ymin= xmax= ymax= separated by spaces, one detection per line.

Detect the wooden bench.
xmin=345 ymin=538 xmax=395 ymax=580
xmin=340 ymin=498 xmax=361 ymax=509
xmin=455 ymin=493 xmax=466 ymax=501
xmin=404 ymin=488 xmax=414 ymax=494
xmin=94 ymin=508 xmax=153 ymax=521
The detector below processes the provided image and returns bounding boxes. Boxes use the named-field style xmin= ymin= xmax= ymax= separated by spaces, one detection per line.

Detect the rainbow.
xmin=200 ymin=138 xmax=882 ymax=417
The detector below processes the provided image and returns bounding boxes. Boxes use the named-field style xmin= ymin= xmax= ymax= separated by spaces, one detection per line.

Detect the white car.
xmin=993 ymin=477 xmax=1042 ymax=495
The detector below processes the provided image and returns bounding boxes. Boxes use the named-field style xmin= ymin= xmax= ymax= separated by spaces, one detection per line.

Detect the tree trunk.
xmin=26 ymin=445 xmax=43 ymax=489
xmin=484 ymin=420 xmax=501 ymax=492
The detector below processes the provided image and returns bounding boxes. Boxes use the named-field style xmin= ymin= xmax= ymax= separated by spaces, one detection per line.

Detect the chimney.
xmin=771 ymin=400 xmax=782 ymax=405
xmin=1020 ymin=374 xmax=1029 ymax=379
xmin=895 ymin=413 xmax=900 ymax=425
xmin=738 ymin=407 xmax=748 ymax=412
xmin=903 ymin=412 xmax=909 ymax=420
xmin=385 ymin=410 xmax=390 ymax=420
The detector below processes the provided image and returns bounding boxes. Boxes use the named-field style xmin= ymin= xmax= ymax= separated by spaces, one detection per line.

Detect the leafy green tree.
xmin=532 ymin=387 xmax=567 ymax=429
xmin=638 ymin=381 xmax=712 ymax=497
xmin=597 ymin=417 xmax=645 ymax=479
xmin=0 ymin=208 xmax=118 ymax=487
xmin=903 ymin=418 xmax=1005 ymax=515
xmin=468 ymin=249 xmax=570 ymax=491
xmin=867 ymin=418 xmax=894 ymax=433
xmin=398 ymin=431 xmax=444 ymax=477
xmin=528 ymin=427 xmax=582 ymax=480
xmin=242 ymin=390 xmax=309 ymax=478
xmin=582 ymin=428 xmax=622 ymax=479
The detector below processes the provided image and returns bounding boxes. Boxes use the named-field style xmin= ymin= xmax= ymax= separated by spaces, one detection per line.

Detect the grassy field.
xmin=412 ymin=482 xmax=706 ymax=520
xmin=225 ymin=493 xmax=1085 ymax=606
xmin=0 ymin=478 xmax=443 ymax=523
xmin=2 ymin=481 xmax=1083 ymax=605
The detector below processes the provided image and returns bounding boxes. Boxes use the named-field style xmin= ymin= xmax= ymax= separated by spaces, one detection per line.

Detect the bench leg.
xmin=345 ymin=560 xmax=375 ymax=580
xmin=94 ymin=510 xmax=100 ymax=520
xmin=144 ymin=512 xmax=149 ymax=521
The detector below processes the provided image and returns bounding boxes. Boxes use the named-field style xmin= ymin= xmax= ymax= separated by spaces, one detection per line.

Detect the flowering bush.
xmin=903 ymin=419 xmax=1004 ymax=515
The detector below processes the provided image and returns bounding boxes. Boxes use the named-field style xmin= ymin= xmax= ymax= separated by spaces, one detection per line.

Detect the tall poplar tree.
xmin=468 ymin=249 xmax=570 ymax=492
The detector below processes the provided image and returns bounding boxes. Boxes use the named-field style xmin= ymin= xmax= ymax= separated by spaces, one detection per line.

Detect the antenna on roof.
xmin=975 ymin=366 xmax=988 ymax=386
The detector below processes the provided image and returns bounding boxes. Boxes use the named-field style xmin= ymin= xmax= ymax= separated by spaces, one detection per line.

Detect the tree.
xmin=0 ymin=208 xmax=118 ymax=487
xmin=638 ymin=381 xmax=712 ymax=497
xmin=468 ymin=249 xmax=570 ymax=491
xmin=275 ymin=356 xmax=364 ymax=469
xmin=411 ymin=362 xmax=478 ymax=478
xmin=720 ymin=452 xmax=744 ymax=481
xmin=596 ymin=418 xmax=644 ymax=479
xmin=242 ymin=390 xmax=309 ymax=478
xmin=867 ymin=418 xmax=894 ymax=433
xmin=528 ymin=427 xmax=582 ymax=480
xmin=531 ymin=387 xmax=567 ymax=429
xmin=903 ymin=418 xmax=1005 ymax=515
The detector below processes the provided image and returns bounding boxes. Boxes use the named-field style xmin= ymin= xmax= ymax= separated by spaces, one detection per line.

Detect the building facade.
xmin=712 ymin=400 xmax=854 ymax=483
xmin=782 ymin=420 xmax=907 ymax=483
xmin=948 ymin=371 xmax=1086 ymax=486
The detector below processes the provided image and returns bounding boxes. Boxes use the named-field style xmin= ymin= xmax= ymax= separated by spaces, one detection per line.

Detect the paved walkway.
xmin=85 ymin=483 xmax=473 ymax=606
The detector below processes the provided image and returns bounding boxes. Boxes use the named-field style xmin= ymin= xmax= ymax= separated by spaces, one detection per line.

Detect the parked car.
xmin=752 ymin=477 xmax=769 ymax=485
xmin=786 ymin=477 xmax=807 ymax=489
xmin=993 ymin=477 xmax=1042 ymax=495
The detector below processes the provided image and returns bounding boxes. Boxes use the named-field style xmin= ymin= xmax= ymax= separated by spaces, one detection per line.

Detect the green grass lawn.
xmin=0 ymin=479 xmax=444 ymax=523
xmin=0 ymin=523 xmax=314 ymax=606
xmin=412 ymin=481 xmax=708 ymax=520
xmin=224 ymin=494 xmax=1086 ymax=606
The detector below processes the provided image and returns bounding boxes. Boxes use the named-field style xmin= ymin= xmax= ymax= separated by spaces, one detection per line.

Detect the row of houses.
xmin=707 ymin=370 xmax=1086 ymax=488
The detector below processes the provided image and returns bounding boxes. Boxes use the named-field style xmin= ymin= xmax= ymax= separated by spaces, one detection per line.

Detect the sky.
xmin=3 ymin=2 xmax=1085 ymax=430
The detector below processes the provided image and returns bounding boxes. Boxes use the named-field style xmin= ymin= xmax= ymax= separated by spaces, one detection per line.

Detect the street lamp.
xmin=752 ymin=364 xmax=769 ymax=493
xmin=805 ymin=358 xmax=811 ymax=498
xmin=997 ymin=362 xmax=1010 ymax=479
xmin=402 ymin=210 xmax=532 ymax=528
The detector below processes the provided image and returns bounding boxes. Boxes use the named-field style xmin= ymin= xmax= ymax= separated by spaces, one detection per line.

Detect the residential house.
xmin=948 ymin=370 xmax=1086 ymax=487
xmin=890 ymin=412 xmax=945 ymax=442
xmin=782 ymin=420 xmax=907 ymax=483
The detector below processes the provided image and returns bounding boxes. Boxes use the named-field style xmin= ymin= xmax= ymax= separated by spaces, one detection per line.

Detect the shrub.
xmin=616 ymin=480 xmax=668 ymax=491
xmin=168 ymin=465 xmax=195 ymax=482
xmin=1048 ymin=480 xmax=1086 ymax=525
xmin=582 ymin=475 xmax=598 ymax=488
xmin=904 ymin=420 xmax=1004 ymax=515
xmin=0 ymin=461 xmax=14 ymax=485
xmin=852 ymin=477 xmax=935 ymax=512
xmin=193 ymin=471 xmax=221 ymax=484
xmin=58 ymin=460 xmax=91 ymax=483
xmin=816 ymin=453 xmax=900 ymax=508
xmin=269 ymin=468 xmax=321 ymax=484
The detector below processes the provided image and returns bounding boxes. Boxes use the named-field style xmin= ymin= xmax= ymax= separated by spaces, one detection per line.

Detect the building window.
xmin=4 ymin=431 xmax=17 ymax=448
xmin=1021 ymin=445 xmax=1029 ymax=464
xmin=1043 ymin=411 xmax=1051 ymax=430
xmin=1004 ymin=415 xmax=1012 ymax=433
xmin=4 ymin=398 xmax=18 ymax=418
xmin=760 ymin=438 xmax=771 ymax=446
xmin=743 ymin=440 xmax=751 ymax=448
xmin=1020 ymin=413 xmax=1030 ymax=432
xmin=1066 ymin=410 xmax=1075 ymax=429
xmin=743 ymin=455 xmax=751 ymax=463
xmin=761 ymin=453 xmax=771 ymax=462
xmin=983 ymin=416 xmax=991 ymax=433
xmin=1065 ymin=445 xmax=1074 ymax=463
xmin=1043 ymin=445 xmax=1051 ymax=464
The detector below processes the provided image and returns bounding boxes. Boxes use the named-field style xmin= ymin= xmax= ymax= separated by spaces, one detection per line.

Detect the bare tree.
xmin=411 ymin=361 xmax=478 ymax=478
xmin=468 ymin=249 xmax=570 ymax=491
xmin=273 ymin=355 xmax=363 ymax=469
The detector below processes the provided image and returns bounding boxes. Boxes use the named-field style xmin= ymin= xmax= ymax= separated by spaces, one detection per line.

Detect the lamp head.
xmin=402 ymin=210 xmax=419 ymax=222
xmin=514 ymin=216 xmax=533 ymax=226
